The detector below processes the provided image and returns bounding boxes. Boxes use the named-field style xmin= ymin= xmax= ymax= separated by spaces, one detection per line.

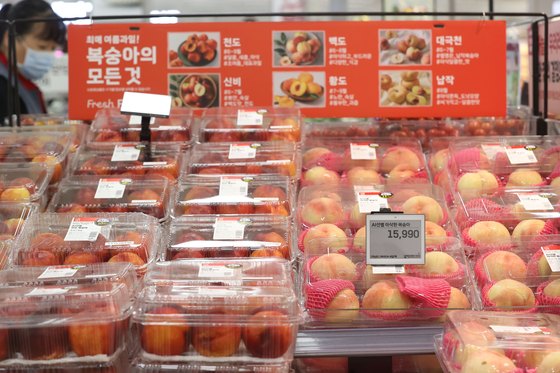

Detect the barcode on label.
xmin=528 ymin=154 xmax=537 ymax=162
xmin=89 ymin=231 xmax=98 ymax=240
xmin=235 ymin=230 xmax=243 ymax=239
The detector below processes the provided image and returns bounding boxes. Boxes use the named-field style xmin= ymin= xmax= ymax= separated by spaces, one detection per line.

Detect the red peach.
xmin=63 ymin=251 xmax=101 ymax=265
xmin=79 ymin=158 xmax=111 ymax=176
xmin=255 ymin=232 xmax=289 ymax=259
xmin=254 ymin=203 xmax=289 ymax=217
xmin=192 ymin=309 xmax=241 ymax=357
xmin=111 ymin=231 xmax=148 ymax=262
xmin=216 ymin=204 xmax=254 ymax=215
xmin=250 ymin=248 xmax=284 ymax=258
xmin=199 ymin=167 xmax=225 ymax=175
xmin=31 ymin=155 xmax=63 ymax=184
xmin=73 ymin=188 xmax=97 ymax=208
xmin=22 ymin=251 xmax=60 ymax=266
xmin=184 ymin=205 xmax=215 ymax=215
xmin=208 ymin=248 xmax=249 ymax=258
xmin=108 ymin=252 xmax=146 ymax=266
xmin=140 ymin=307 xmax=189 ymax=356
xmin=68 ymin=307 xmax=118 ymax=356
xmin=243 ymin=310 xmax=292 ymax=358
xmin=56 ymin=203 xmax=87 ymax=213
xmin=9 ymin=178 xmax=37 ymax=195
xmin=94 ymin=130 xmax=124 ymax=143
xmin=0 ymin=218 xmax=24 ymax=236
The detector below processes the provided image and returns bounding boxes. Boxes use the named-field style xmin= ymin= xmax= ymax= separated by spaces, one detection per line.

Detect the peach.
xmin=512 ymin=219 xmax=546 ymax=246
xmin=9 ymin=177 xmax=37 ymax=194
xmin=298 ymin=72 xmax=313 ymax=84
xmin=349 ymin=203 xmax=366 ymax=228
xmin=506 ymin=169 xmax=543 ymax=187
xmin=108 ymin=252 xmax=146 ymax=266
xmin=30 ymin=233 xmax=67 ymax=252
xmin=429 ymin=149 xmax=449 ymax=173
xmin=406 ymin=47 xmax=421 ymax=60
xmin=346 ymin=167 xmax=382 ymax=186
xmin=510 ymin=202 xmax=546 ymax=221
xmin=301 ymin=198 xmax=345 ymax=225
xmin=417 ymin=38 xmax=426 ymax=49
xmin=0 ymin=218 xmax=24 ymax=236
xmin=380 ymin=74 xmax=392 ymax=90
xmin=352 ymin=226 xmax=367 ymax=252
xmin=397 ymin=40 xmax=408 ymax=53
xmin=173 ymin=250 xmax=206 ymax=260
xmin=126 ymin=189 xmax=164 ymax=218
xmin=416 ymin=251 xmax=458 ymax=275
xmin=342 ymin=152 xmax=379 ymax=172
xmin=401 ymin=196 xmax=444 ymax=224
xmin=291 ymin=52 xmax=304 ymax=64
xmin=282 ymin=78 xmax=297 ymax=92
xmin=380 ymin=148 xmax=422 ymax=174
xmin=308 ymin=39 xmax=321 ymax=53
xmin=206 ymin=118 xmax=236 ymax=130
xmin=421 ymin=54 xmax=430 ymax=65
xmin=303 ymin=224 xmax=348 ymax=255
xmin=462 ymin=349 xmax=517 ymax=373
xmin=206 ymin=39 xmax=217 ymax=50
xmin=457 ymin=171 xmax=499 ymax=199
xmin=487 ymin=279 xmax=535 ymax=311
xmin=324 ymin=288 xmax=360 ymax=323
xmin=536 ymin=253 xmax=560 ymax=281
xmin=140 ymin=307 xmax=189 ymax=356
xmin=362 ymin=280 xmax=412 ymax=314
xmin=310 ymin=253 xmax=357 ymax=281
xmin=255 ymin=232 xmax=289 ymax=259
xmin=307 ymin=82 xmax=322 ymax=95
xmin=79 ymin=158 xmax=111 ymax=176
xmin=22 ymin=251 xmax=60 ymax=266
xmin=467 ymin=221 xmax=510 ymax=244
xmin=57 ymin=203 xmax=87 ymax=213
xmin=111 ymin=231 xmax=148 ymax=262
xmin=93 ymin=130 xmax=123 ymax=143
xmin=303 ymin=148 xmax=332 ymax=166
xmin=69 ymin=307 xmax=117 ymax=356
xmin=537 ymin=351 xmax=560 ymax=373
xmin=254 ymin=203 xmax=288 ymax=216
xmin=304 ymin=166 xmax=340 ymax=186
xmin=243 ymin=310 xmax=293 ymax=358
xmin=184 ymin=186 xmax=217 ymax=202
xmin=523 ymin=337 xmax=560 ymax=368
xmin=286 ymin=40 xmax=296 ymax=53
xmin=387 ymin=85 xmax=407 ymax=103
xmin=192 ymin=309 xmax=241 ymax=357
xmin=386 ymin=164 xmax=416 ymax=185
xmin=252 ymin=184 xmax=287 ymax=203
xmin=32 ymin=154 xmax=62 ymax=183
xmin=10 ymin=139 xmax=39 ymax=160
xmin=290 ymin=81 xmax=307 ymax=97
xmin=425 ymin=221 xmax=448 ymax=246
xmin=385 ymin=30 xmax=397 ymax=39
xmin=250 ymin=248 xmax=283 ymax=258
xmin=185 ymin=205 xmax=215 ymax=215
xmin=437 ymin=287 xmax=471 ymax=322
xmin=73 ymin=188 xmax=97 ymax=207
xmin=0 ymin=187 xmax=30 ymax=201
xmin=483 ymin=251 xmax=527 ymax=282
xmin=401 ymin=78 xmax=419 ymax=90
xmin=380 ymin=37 xmax=389 ymax=50
xmin=405 ymin=34 xmax=419 ymax=47
xmin=445 ymin=322 xmax=505 ymax=367
xmin=63 ymin=252 xmax=101 ymax=265
xmin=544 ymin=278 xmax=560 ymax=297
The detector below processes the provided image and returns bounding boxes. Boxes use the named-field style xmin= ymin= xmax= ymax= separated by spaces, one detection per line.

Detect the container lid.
xmin=0 ymin=162 xmax=53 ymax=202
xmin=0 ymin=131 xmax=76 ymax=164
xmin=0 ymin=123 xmax=88 ymax=153
xmin=0 ymin=201 xmax=38 ymax=239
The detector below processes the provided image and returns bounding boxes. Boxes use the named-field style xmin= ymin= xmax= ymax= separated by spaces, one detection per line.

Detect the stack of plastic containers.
xmin=0 ymin=162 xmax=53 ymax=209
xmin=304 ymin=120 xmax=378 ymax=147
xmin=435 ymin=310 xmax=560 ymax=372
xmin=374 ymin=118 xmax=460 ymax=148
xmin=0 ymin=201 xmax=38 ymax=265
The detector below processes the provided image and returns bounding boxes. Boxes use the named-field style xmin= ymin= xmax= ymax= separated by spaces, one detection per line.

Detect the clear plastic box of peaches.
xmin=173 ymin=174 xmax=294 ymax=220
xmin=435 ymin=310 xmax=560 ymax=373
xmin=10 ymin=213 xmax=162 ymax=277
xmin=184 ymin=142 xmax=301 ymax=183
xmin=161 ymin=215 xmax=293 ymax=262
xmin=197 ymin=107 xmax=303 ymax=145
xmin=300 ymin=137 xmax=429 ymax=187
xmin=70 ymin=144 xmax=184 ymax=184
xmin=299 ymin=237 xmax=474 ymax=328
xmin=0 ymin=163 xmax=53 ymax=208
xmin=87 ymin=107 xmax=194 ymax=147
xmin=47 ymin=175 xmax=173 ymax=222
xmin=304 ymin=120 xmax=379 ymax=147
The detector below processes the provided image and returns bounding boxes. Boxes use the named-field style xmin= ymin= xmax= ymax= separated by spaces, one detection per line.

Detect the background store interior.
xmin=0 ymin=0 xmax=553 ymax=115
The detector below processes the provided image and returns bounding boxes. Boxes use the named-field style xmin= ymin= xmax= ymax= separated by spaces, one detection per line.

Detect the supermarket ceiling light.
xmin=150 ymin=10 xmax=180 ymax=24
xmin=51 ymin=1 xmax=93 ymax=25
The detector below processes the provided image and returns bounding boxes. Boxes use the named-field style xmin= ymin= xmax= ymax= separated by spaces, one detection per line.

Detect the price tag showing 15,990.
xmin=365 ymin=213 xmax=425 ymax=266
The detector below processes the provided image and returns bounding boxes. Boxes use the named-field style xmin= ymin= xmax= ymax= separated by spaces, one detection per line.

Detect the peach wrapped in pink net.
xmin=406 ymin=258 xmax=467 ymax=288
xmin=305 ymin=279 xmax=355 ymax=321
xmin=536 ymin=280 xmax=560 ymax=314
xmin=395 ymin=275 xmax=451 ymax=320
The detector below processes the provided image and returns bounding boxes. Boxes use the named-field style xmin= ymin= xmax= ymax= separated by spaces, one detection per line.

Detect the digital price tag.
xmin=350 ymin=143 xmax=378 ymax=160
xmin=120 ymin=92 xmax=172 ymax=118
xmin=64 ymin=217 xmax=111 ymax=242
xmin=198 ymin=263 xmax=243 ymax=278
xmin=357 ymin=192 xmax=390 ymax=213
xmin=481 ymin=144 xmax=504 ymax=160
xmin=365 ymin=213 xmax=425 ymax=266
xmin=219 ymin=176 xmax=253 ymax=196
xmin=95 ymin=178 xmax=132 ymax=199
xmin=517 ymin=193 xmax=554 ymax=211
xmin=213 ymin=217 xmax=251 ymax=240
xmin=505 ymin=145 xmax=538 ymax=164
xmin=542 ymin=246 xmax=560 ymax=272
xmin=111 ymin=144 xmax=145 ymax=161
xmin=228 ymin=143 xmax=260 ymax=159
xmin=490 ymin=326 xmax=552 ymax=335
xmin=237 ymin=109 xmax=267 ymax=126
xmin=129 ymin=116 xmax=155 ymax=125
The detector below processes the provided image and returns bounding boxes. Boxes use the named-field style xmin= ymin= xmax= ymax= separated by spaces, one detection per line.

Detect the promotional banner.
xmin=68 ymin=20 xmax=506 ymax=119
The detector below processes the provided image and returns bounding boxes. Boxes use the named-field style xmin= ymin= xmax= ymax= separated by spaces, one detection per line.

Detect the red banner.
xmin=68 ymin=20 xmax=506 ymax=119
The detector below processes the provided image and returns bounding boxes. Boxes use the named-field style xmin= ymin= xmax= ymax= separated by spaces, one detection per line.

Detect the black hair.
xmin=0 ymin=0 xmax=66 ymax=45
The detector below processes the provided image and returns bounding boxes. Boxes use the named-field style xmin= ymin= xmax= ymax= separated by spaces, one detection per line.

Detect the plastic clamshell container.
xmin=454 ymin=185 xmax=560 ymax=232
xmin=0 ymin=201 xmax=38 ymax=238
xmin=374 ymin=119 xmax=460 ymax=148
xmin=162 ymin=215 xmax=293 ymax=261
xmin=0 ymin=262 xmax=138 ymax=294
xmin=300 ymin=137 xmax=428 ymax=187
xmin=452 ymin=106 xmax=532 ymax=136
xmin=11 ymin=213 xmax=161 ymax=277
xmin=143 ymin=258 xmax=293 ymax=288
xmin=0 ymin=162 xmax=53 ymax=207
xmin=296 ymin=184 xmax=452 ymax=234
xmin=15 ymin=114 xmax=88 ymax=127
xmin=0 ymin=281 xmax=132 ymax=365
xmin=300 ymin=237 xmax=473 ymax=328
xmin=173 ymin=174 xmax=294 ymax=219
xmin=132 ymin=284 xmax=299 ymax=363
xmin=87 ymin=107 xmax=194 ymax=147
xmin=131 ymin=358 xmax=291 ymax=373
xmin=185 ymin=142 xmax=301 ymax=182
xmin=0 ymin=123 xmax=89 ymax=154
xmin=465 ymin=235 xmax=560 ymax=314
xmin=198 ymin=106 xmax=303 ymax=145
xmin=304 ymin=120 xmax=377 ymax=146
xmin=435 ymin=310 xmax=560 ymax=373
xmin=47 ymin=175 xmax=173 ymax=222
xmin=0 ymin=131 xmax=75 ymax=169
xmin=70 ymin=144 xmax=184 ymax=183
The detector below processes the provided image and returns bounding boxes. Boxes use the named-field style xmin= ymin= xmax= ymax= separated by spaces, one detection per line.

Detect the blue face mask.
xmin=17 ymin=39 xmax=56 ymax=80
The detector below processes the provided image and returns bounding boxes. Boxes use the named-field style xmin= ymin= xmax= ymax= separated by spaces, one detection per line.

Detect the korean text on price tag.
xmin=350 ymin=143 xmax=377 ymax=160
xmin=517 ymin=193 xmax=554 ymax=211
xmin=38 ymin=266 xmax=81 ymax=279
xmin=198 ymin=263 xmax=243 ymax=278
xmin=237 ymin=109 xmax=265 ymax=126
xmin=213 ymin=217 xmax=250 ymax=240
xmin=505 ymin=145 xmax=538 ymax=164
xmin=542 ymin=246 xmax=560 ymax=272
xmin=219 ymin=176 xmax=250 ymax=196
xmin=95 ymin=178 xmax=130 ymax=199
xmin=64 ymin=217 xmax=110 ymax=242
xmin=111 ymin=144 xmax=143 ymax=161
xmin=229 ymin=144 xmax=258 ymax=159
xmin=357 ymin=192 xmax=389 ymax=213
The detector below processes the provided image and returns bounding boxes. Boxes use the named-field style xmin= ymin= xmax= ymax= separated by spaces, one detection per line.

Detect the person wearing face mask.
xmin=0 ymin=0 xmax=66 ymax=121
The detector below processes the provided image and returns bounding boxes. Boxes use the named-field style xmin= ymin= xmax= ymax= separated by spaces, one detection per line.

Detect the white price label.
xmin=38 ymin=266 xmax=81 ymax=279
xmin=219 ymin=176 xmax=250 ymax=196
xmin=64 ymin=217 xmax=110 ymax=242
xmin=542 ymin=246 xmax=560 ymax=272
xmin=371 ymin=266 xmax=405 ymax=274
xmin=490 ymin=325 xmax=552 ymax=334
xmin=481 ymin=144 xmax=504 ymax=160
xmin=198 ymin=263 xmax=242 ymax=278
xmin=129 ymin=116 xmax=155 ymax=125
xmin=95 ymin=178 xmax=130 ymax=199
xmin=517 ymin=193 xmax=554 ymax=211
xmin=350 ymin=143 xmax=377 ymax=160
xmin=357 ymin=192 xmax=389 ymax=213
xmin=505 ymin=145 xmax=538 ymax=164
xmin=111 ymin=145 xmax=143 ymax=161
xmin=229 ymin=144 xmax=258 ymax=159
xmin=198 ymin=287 xmax=238 ymax=297
xmin=237 ymin=109 xmax=265 ymax=126
xmin=27 ymin=287 xmax=76 ymax=296
xmin=213 ymin=217 xmax=249 ymax=240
